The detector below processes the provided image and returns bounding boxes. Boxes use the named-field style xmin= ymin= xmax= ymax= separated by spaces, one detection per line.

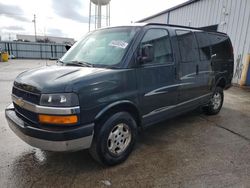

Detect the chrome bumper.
xmin=8 ymin=119 xmax=93 ymax=151
xmin=5 ymin=104 xmax=94 ymax=152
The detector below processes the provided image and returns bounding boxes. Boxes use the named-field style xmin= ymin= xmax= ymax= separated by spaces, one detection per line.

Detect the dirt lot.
xmin=0 ymin=59 xmax=250 ymax=188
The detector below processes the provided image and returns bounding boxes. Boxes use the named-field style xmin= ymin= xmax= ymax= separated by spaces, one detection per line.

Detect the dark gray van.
xmin=5 ymin=23 xmax=234 ymax=165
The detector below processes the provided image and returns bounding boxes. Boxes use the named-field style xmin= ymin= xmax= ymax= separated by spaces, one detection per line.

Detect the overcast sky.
xmin=0 ymin=0 xmax=188 ymax=41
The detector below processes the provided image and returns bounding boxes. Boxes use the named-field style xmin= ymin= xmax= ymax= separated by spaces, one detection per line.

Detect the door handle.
xmin=196 ymin=64 xmax=199 ymax=75
xmin=211 ymin=54 xmax=217 ymax=59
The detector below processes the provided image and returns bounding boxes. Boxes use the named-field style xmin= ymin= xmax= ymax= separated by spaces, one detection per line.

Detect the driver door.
xmin=136 ymin=28 xmax=178 ymax=126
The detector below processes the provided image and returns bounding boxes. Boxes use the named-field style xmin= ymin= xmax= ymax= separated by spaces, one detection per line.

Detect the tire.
xmin=89 ymin=112 xmax=137 ymax=166
xmin=203 ymin=87 xmax=224 ymax=115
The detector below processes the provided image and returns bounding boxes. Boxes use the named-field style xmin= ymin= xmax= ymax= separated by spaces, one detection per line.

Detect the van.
xmin=5 ymin=23 xmax=234 ymax=166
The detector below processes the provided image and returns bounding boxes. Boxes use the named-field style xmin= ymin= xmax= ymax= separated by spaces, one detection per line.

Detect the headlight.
xmin=40 ymin=93 xmax=79 ymax=107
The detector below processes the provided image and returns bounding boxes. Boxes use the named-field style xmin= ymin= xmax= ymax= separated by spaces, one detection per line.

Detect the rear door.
xmin=136 ymin=27 xmax=178 ymax=125
xmin=207 ymin=33 xmax=234 ymax=83
xmin=175 ymin=30 xmax=203 ymax=103
xmin=194 ymin=31 xmax=213 ymax=95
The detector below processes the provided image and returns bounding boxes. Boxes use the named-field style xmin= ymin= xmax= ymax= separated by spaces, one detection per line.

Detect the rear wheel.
xmin=89 ymin=112 xmax=137 ymax=166
xmin=203 ymin=87 xmax=224 ymax=115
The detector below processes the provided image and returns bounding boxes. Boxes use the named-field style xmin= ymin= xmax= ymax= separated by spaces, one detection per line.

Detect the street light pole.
xmin=32 ymin=14 xmax=37 ymax=42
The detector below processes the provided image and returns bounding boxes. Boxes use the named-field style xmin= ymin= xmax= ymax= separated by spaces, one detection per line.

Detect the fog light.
xmin=39 ymin=115 xmax=78 ymax=124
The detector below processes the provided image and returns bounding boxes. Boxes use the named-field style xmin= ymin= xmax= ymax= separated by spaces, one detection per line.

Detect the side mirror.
xmin=138 ymin=44 xmax=154 ymax=63
xmin=65 ymin=44 xmax=72 ymax=51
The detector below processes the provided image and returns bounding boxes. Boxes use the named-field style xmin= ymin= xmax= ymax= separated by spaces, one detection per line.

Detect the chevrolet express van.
xmin=5 ymin=23 xmax=234 ymax=165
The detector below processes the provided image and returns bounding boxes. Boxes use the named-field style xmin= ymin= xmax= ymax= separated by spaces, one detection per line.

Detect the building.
xmin=16 ymin=34 xmax=75 ymax=45
xmin=138 ymin=0 xmax=250 ymax=84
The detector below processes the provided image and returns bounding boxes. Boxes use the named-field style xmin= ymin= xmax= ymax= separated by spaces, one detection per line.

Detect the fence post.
xmin=16 ymin=41 xmax=18 ymax=58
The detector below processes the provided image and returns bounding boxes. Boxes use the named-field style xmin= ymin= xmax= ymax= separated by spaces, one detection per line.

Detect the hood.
xmin=15 ymin=65 xmax=109 ymax=93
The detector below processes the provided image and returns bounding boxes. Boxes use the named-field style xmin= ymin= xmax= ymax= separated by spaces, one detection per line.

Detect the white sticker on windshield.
xmin=109 ymin=40 xmax=128 ymax=49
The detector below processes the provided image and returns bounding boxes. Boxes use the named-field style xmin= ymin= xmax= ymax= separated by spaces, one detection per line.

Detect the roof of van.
xmin=101 ymin=23 xmax=148 ymax=29
xmin=97 ymin=23 xmax=227 ymax=36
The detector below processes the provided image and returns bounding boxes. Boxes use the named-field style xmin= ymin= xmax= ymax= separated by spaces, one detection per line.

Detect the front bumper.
xmin=5 ymin=104 xmax=94 ymax=152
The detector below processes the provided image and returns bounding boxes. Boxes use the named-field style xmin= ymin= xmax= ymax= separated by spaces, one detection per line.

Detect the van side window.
xmin=208 ymin=33 xmax=232 ymax=60
xmin=176 ymin=30 xmax=199 ymax=63
xmin=195 ymin=32 xmax=211 ymax=61
xmin=141 ymin=29 xmax=173 ymax=64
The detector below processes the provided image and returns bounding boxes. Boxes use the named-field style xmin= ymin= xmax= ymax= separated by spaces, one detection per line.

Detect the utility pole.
xmin=32 ymin=14 xmax=37 ymax=42
xmin=89 ymin=0 xmax=91 ymax=31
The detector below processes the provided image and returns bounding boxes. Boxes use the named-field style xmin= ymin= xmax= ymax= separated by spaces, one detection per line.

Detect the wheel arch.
xmin=215 ymin=77 xmax=227 ymax=89
xmin=94 ymin=100 xmax=141 ymax=128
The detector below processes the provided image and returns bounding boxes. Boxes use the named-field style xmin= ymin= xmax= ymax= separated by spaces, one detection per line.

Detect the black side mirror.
xmin=138 ymin=44 xmax=154 ymax=63
xmin=65 ymin=44 xmax=72 ymax=51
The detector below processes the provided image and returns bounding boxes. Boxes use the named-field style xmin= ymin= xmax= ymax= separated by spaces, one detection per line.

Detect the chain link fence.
xmin=0 ymin=41 xmax=67 ymax=59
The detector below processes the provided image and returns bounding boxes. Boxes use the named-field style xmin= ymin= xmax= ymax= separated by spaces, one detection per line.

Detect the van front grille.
xmin=12 ymin=84 xmax=40 ymax=124
xmin=12 ymin=86 xmax=40 ymax=104
xmin=14 ymin=103 xmax=38 ymax=124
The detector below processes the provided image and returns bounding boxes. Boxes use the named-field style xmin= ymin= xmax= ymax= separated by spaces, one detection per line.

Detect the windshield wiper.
xmin=66 ymin=61 xmax=93 ymax=67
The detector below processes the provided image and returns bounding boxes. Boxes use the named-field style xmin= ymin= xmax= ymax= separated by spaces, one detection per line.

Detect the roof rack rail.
xmin=145 ymin=23 xmax=202 ymax=30
xmin=142 ymin=23 xmax=227 ymax=35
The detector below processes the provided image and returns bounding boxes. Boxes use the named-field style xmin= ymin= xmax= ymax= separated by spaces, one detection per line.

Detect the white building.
xmin=17 ymin=34 xmax=75 ymax=45
xmin=138 ymin=0 xmax=250 ymax=84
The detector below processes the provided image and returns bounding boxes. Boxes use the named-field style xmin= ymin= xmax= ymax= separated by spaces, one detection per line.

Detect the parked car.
xmin=5 ymin=23 xmax=234 ymax=166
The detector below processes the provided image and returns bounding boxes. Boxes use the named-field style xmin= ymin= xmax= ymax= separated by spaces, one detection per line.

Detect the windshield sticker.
xmin=109 ymin=40 xmax=128 ymax=49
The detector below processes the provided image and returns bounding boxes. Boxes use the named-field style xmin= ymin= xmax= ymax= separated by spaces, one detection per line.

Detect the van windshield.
xmin=60 ymin=27 xmax=140 ymax=68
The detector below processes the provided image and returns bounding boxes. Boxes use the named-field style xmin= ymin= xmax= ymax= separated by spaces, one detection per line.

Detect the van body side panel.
xmin=135 ymin=27 xmax=233 ymax=127
xmin=175 ymin=30 xmax=210 ymax=105
xmin=137 ymin=64 xmax=178 ymax=126
xmin=194 ymin=32 xmax=214 ymax=95
xmin=73 ymin=69 xmax=138 ymax=125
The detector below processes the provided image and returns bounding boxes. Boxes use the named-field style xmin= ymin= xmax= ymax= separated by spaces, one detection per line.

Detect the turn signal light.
xmin=39 ymin=115 xmax=78 ymax=124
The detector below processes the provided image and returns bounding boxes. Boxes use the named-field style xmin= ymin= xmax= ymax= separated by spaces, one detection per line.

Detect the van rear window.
xmin=207 ymin=33 xmax=232 ymax=60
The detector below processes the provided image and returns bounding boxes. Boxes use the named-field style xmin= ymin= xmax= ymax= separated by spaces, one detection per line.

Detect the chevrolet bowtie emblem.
xmin=16 ymin=97 xmax=25 ymax=107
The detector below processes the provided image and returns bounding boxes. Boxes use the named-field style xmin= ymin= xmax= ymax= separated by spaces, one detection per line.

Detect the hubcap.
xmin=211 ymin=92 xmax=222 ymax=110
xmin=107 ymin=123 xmax=131 ymax=155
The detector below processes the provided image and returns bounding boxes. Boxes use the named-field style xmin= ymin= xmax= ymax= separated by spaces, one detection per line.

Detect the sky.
xmin=0 ymin=0 xmax=188 ymax=41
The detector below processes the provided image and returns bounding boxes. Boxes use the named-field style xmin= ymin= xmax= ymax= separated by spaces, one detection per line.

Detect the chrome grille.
xmin=12 ymin=86 xmax=40 ymax=104
xmin=14 ymin=103 xmax=38 ymax=124
xmin=12 ymin=85 xmax=40 ymax=124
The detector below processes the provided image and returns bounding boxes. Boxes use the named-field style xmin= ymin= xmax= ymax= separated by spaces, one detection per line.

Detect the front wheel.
xmin=203 ymin=87 xmax=224 ymax=115
xmin=89 ymin=112 xmax=137 ymax=166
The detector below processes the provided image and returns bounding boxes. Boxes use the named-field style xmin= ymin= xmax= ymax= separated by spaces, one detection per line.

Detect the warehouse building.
xmin=17 ymin=34 xmax=74 ymax=44
xmin=138 ymin=0 xmax=250 ymax=85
